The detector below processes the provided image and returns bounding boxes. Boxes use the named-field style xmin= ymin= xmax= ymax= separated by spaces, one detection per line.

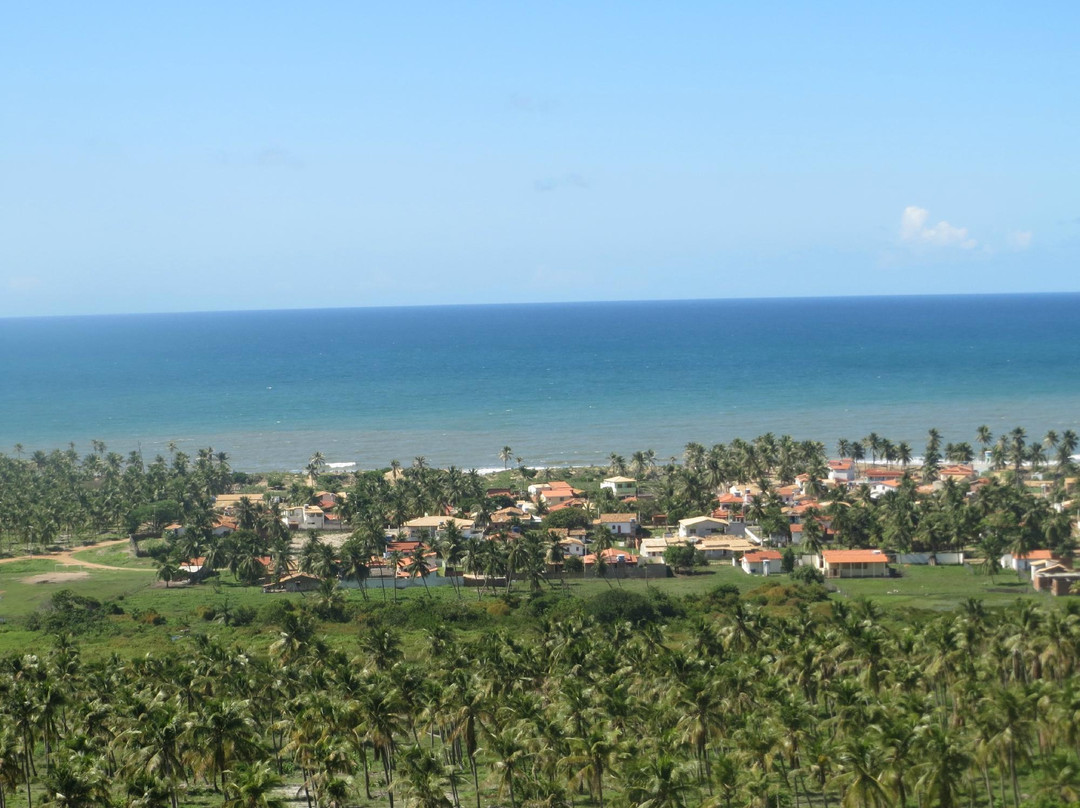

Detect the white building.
xmin=678 ymin=516 xmax=728 ymax=538
xmin=600 ymin=476 xmax=638 ymax=498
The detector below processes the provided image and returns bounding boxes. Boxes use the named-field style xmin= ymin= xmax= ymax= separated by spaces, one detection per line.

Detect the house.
xmin=639 ymin=537 xmax=676 ymax=559
xmin=601 ymin=476 xmax=638 ymax=498
xmin=870 ymin=479 xmax=902 ymax=498
xmin=489 ymin=506 xmax=529 ymax=527
xmin=401 ymin=516 xmax=479 ymax=540
xmin=282 ymin=506 xmax=325 ymax=531
xmin=596 ymin=513 xmax=639 ymax=536
xmin=262 ymin=573 xmax=322 ymax=593
xmin=583 ymin=548 xmax=638 ymax=566
xmin=740 ymin=549 xmax=783 ymax=575
xmin=774 ymin=485 xmax=800 ymax=505
xmin=821 ymin=549 xmax=890 ymax=578
xmin=863 ymin=468 xmax=905 ymax=484
xmin=558 ymin=537 xmax=588 ymax=557
xmin=528 ymin=481 xmax=582 ymax=507
xmin=698 ymin=536 xmax=756 ymax=560
xmin=828 ymin=460 xmax=857 ymax=483
xmin=999 ymin=549 xmax=1064 ymax=573
xmin=939 ymin=465 xmax=976 ymax=482
xmin=678 ymin=516 xmax=728 ymax=538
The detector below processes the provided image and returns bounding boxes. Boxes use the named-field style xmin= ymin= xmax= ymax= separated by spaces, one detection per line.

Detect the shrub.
xmin=231 ymin=606 xmax=256 ymax=627
xmin=259 ymin=599 xmax=295 ymax=626
xmin=583 ymin=589 xmax=657 ymax=626
xmin=35 ymin=590 xmax=104 ymax=634
xmin=195 ymin=605 xmax=217 ymax=622
xmin=702 ymin=583 xmax=741 ymax=611
xmin=140 ymin=610 xmax=166 ymax=626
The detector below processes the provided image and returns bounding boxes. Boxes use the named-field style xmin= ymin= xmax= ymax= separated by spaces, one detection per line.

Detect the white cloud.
xmin=1008 ymin=230 xmax=1033 ymax=250
xmin=900 ymin=205 xmax=977 ymax=249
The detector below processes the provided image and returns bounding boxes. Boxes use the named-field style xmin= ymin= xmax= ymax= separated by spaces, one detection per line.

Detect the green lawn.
xmin=0 ymin=554 xmax=1057 ymax=664
xmin=828 ymin=563 xmax=1043 ymax=610
xmin=0 ymin=559 xmax=153 ymax=619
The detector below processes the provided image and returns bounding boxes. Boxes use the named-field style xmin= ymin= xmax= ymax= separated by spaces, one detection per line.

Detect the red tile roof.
xmin=744 ymin=550 xmax=782 ymax=562
xmin=823 ymin=549 xmax=888 ymax=564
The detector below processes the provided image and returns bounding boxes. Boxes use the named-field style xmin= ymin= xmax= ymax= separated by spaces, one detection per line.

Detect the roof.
xmin=829 ymin=460 xmax=854 ymax=470
xmin=679 ymin=515 xmax=727 ymax=526
xmin=864 ymin=467 xmax=904 ymax=478
xmin=1016 ymin=549 xmax=1057 ymax=561
xmin=403 ymin=515 xmax=474 ymax=529
xmin=823 ymin=549 xmax=888 ymax=564
xmin=583 ymin=548 xmax=639 ymax=564
xmin=716 ymin=492 xmax=745 ymax=504
xmin=599 ymin=513 xmax=637 ymax=523
xmin=744 ymin=550 xmax=783 ymax=562
xmin=603 ymin=476 xmax=637 ymax=483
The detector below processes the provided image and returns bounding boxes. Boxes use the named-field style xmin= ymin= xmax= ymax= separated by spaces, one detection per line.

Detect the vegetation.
xmin=0 ymin=427 xmax=1076 ymax=806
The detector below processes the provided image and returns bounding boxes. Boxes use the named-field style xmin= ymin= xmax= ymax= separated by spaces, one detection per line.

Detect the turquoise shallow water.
xmin=1 ymin=294 xmax=1078 ymax=470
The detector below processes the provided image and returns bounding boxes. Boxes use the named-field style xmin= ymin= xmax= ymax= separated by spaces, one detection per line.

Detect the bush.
xmin=259 ymin=599 xmax=295 ymax=626
xmin=646 ymin=588 xmax=684 ymax=619
xmin=139 ymin=610 xmax=166 ymax=626
xmin=195 ymin=605 xmax=217 ymax=622
xmin=34 ymin=590 xmax=105 ymax=635
xmin=702 ymin=583 xmax=741 ymax=611
xmin=583 ymin=589 xmax=657 ymax=626
xmin=231 ymin=606 xmax=256 ymax=627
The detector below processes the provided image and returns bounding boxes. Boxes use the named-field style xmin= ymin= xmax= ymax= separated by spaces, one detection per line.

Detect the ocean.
xmin=1 ymin=294 xmax=1078 ymax=471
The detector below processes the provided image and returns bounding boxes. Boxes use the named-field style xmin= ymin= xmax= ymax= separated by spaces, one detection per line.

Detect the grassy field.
xmin=0 ymin=548 xmax=1060 ymax=662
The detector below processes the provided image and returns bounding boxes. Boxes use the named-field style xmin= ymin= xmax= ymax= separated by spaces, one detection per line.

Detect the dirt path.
xmin=0 ymin=539 xmax=152 ymax=572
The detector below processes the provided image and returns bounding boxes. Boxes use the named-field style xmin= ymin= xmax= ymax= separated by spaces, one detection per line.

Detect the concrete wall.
xmin=895 ymin=552 xmax=965 ymax=565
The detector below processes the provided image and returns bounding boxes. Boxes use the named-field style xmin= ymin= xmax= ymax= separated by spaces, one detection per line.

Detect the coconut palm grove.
xmin=0 ymin=426 xmax=1078 ymax=807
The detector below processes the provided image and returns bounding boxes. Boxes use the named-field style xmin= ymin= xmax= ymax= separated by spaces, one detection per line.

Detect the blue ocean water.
xmin=1 ymin=295 xmax=1078 ymax=471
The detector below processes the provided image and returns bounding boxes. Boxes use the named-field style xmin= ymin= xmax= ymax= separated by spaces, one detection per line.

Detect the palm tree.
xmin=624 ymin=755 xmax=693 ymax=808
xmin=499 ymin=446 xmax=513 ymax=471
xmin=185 ymin=699 xmax=260 ymax=791
xmin=221 ymin=762 xmax=286 ymax=808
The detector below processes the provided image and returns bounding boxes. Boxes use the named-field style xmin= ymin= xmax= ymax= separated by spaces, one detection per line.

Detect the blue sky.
xmin=1 ymin=2 xmax=1078 ymax=316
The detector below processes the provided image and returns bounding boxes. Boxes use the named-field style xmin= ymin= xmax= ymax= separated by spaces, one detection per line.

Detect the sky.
xmin=1 ymin=2 xmax=1078 ymax=317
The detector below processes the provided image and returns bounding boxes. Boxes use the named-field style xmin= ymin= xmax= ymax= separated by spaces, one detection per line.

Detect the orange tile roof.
xmin=823 ymin=549 xmax=888 ymax=564
xmin=1017 ymin=550 xmax=1057 ymax=561
xmin=743 ymin=550 xmax=782 ymax=562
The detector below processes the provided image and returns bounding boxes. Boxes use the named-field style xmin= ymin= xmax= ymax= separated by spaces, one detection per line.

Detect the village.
xmin=156 ymin=452 xmax=1080 ymax=599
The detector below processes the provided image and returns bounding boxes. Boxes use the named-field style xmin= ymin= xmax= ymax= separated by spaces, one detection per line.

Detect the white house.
xmin=828 ymin=460 xmax=856 ymax=483
xmin=999 ymin=549 xmax=1060 ymax=573
xmin=821 ymin=549 xmax=890 ymax=578
xmin=740 ymin=549 xmax=783 ymax=575
xmin=558 ymin=537 xmax=588 ymax=557
xmin=601 ymin=476 xmax=638 ymax=498
xmin=639 ymin=537 xmax=675 ymax=559
xmin=282 ymin=506 xmax=325 ymax=531
xmin=401 ymin=515 xmax=481 ymax=540
xmin=698 ymin=537 xmax=756 ymax=560
xmin=596 ymin=513 xmax=638 ymax=536
xmin=678 ymin=516 xmax=728 ymax=538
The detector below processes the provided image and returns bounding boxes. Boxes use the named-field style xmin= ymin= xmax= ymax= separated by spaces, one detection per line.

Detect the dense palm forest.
xmin=3 ymin=587 xmax=1080 ymax=807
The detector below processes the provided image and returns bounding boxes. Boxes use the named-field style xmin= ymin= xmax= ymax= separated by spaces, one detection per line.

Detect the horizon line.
xmin=2 ymin=289 xmax=1079 ymax=322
